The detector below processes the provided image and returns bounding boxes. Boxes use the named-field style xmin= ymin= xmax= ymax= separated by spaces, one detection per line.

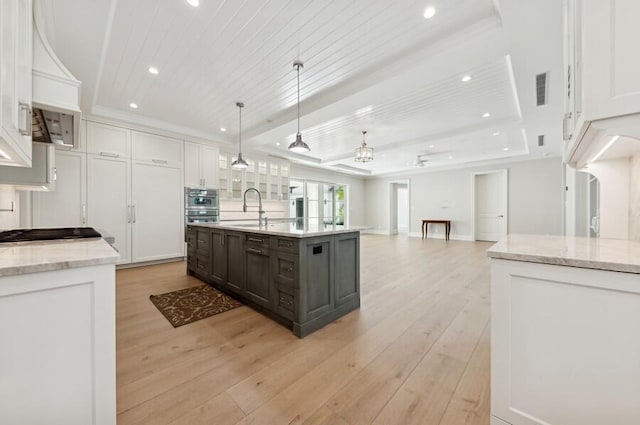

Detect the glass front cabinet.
xmin=218 ymin=151 xmax=290 ymax=201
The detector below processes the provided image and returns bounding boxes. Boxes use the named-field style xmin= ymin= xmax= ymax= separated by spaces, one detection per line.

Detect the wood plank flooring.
xmin=116 ymin=234 xmax=493 ymax=425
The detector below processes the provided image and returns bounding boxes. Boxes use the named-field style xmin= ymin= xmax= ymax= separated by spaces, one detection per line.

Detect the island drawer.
xmin=195 ymin=254 xmax=210 ymax=275
xmin=275 ymin=285 xmax=296 ymax=320
xmin=196 ymin=229 xmax=210 ymax=253
xmin=275 ymin=237 xmax=298 ymax=253
xmin=244 ymin=233 xmax=271 ymax=249
xmin=186 ymin=229 xmax=195 ymax=253
xmin=272 ymin=251 xmax=298 ymax=287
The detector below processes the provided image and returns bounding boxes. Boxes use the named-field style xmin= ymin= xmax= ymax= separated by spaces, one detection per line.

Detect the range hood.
xmin=31 ymin=0 xmax=82 ymax=148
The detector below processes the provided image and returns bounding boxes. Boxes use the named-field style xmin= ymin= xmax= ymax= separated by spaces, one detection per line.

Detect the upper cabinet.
xmin=565 ymin=0 xmax=640 ymax=166
xmin=86 ymin=121 xmax=131 ymax=158
xmin=184 ymin=141 xmax=218 ymax=188
xmin=132 ymin=131 xmax=182 ymax=167
xmin=218 ymin=151 xmax=290 ymax=201
xmin=0 ymin=0 xmax=33 ymax=167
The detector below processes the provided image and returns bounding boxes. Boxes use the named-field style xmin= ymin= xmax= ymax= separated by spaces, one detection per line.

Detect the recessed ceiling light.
xmin=187 ymin=0 xmax=199 ymax=7
xmin=148 ymin=66 xmax=159 ymax=75
xmin=428 ymin=144 xmax=435 ymax=148
xmin=129 ymin=103 xmax=138 ymax=109
xmin=423 ymin=6 xmax=436 ymax=19
xmin=461 ymin=75 xmax=471 ymax=82
xmin=503 ymin=147 xmax=509 ymax=151
xmin=483 ymin=112 xmax=491 ymax=118
xmin=276 ymin=142 xmax=281 ymax=146
xmin=220 ymin=127 xmax=226 ymax=132
xmin=447 ymin=155 xmax=453 ymax=159
xmin=492 ymin=132 xmax=500 ymax=136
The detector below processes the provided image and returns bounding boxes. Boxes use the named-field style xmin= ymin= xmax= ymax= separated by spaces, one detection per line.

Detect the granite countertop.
xmin=0 ymin=238 xmax=120 ymax=277
xmin=190 ymin=222 xmax=364 ymax=238
xmin=487 ymin=234 xmax=640 ymax=274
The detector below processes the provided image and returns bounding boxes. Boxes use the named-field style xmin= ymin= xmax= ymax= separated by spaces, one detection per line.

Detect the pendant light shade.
xmin=288 ymin=61 xmax=310 ymax=154
xmin=231 ymin=102 xmax=248 ymax=169
xmin=355 ymin=130 xmax=374 ymax=162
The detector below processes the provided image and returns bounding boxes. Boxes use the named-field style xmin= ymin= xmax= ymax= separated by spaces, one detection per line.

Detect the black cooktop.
xmin=0 ymin=227 xmax=102 ymax=243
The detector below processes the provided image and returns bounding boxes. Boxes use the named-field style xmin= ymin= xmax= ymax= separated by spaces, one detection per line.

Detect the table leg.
xmin=422 ymin=222 xmax=425 ymax=239
xmin=446 ymin=222 xmax=450 ymax=240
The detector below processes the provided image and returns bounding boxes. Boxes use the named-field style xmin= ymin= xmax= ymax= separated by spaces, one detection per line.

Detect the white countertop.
xmin=0 ymin=238 xmax=120 ymax=277
xmin=190 ymin=222 xmax=363 ymax=238
xmin=487 ymin=234 xmax=640 ymax=274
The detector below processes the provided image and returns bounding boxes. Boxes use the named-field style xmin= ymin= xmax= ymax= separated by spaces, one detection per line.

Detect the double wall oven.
xmin=184 ymin=187 xmax=219 ymax=225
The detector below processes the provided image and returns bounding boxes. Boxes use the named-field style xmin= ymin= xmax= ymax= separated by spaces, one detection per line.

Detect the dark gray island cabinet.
xmin=186 ymin=224 xmax=360 ymax=337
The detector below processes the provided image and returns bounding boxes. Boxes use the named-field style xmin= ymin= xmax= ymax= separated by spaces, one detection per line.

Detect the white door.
xmin=131 ymin=161 xmax=183 ymax=262
xmin=474 ymin=170 xmax=507 ymax=241
xmin=32 ymin=150 xmax=86 ymax=228
xmin=87 ymin=154 xmax=131 ymax=264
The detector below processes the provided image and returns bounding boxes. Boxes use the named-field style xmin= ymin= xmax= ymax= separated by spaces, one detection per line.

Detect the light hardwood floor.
xmin=116 ymin=234 xmax=493 ymax=425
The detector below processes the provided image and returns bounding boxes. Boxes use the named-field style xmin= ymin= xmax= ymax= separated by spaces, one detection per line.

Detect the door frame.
xmin=388 ymin=179 xmax=410 ymax=235
xmin=471 ymin=169 xmax=508 ymax=241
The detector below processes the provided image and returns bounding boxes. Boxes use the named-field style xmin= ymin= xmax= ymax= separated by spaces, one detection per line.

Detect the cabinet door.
xmin=184 ymin=141 xmax=200 ymax=187
xmin=582 ymin=0 xmax=640 ymax=120
xmin=131 ymin=161 xmax=183 ymax=262
xmin=210 ymin=230 xmax=227 ymax=285
xmin=86 ymin=121 xmax=130 ymax=158
xmin=131 ymin=131 xmax=182 ymax=167
xmin=200 ymin=145 xmax=218 ymax=188
xmin=0 ymin=0 xmax=32 ymax=167
xmin=32 ymin=150 xmax=86 ymax=228
xmin=245 ymin=246 xmax=272 ymax=308
xmin=225 ymin=231 xmax=244 ymax=293
xmin=87 ymin=154 xmax=131 ymax=264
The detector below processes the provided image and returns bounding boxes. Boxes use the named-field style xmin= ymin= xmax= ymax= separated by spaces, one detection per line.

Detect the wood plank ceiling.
xmin=41 ymin=0 xmax=562 ymax=175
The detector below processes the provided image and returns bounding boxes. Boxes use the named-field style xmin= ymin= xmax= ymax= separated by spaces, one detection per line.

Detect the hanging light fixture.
xmin=288 ymin=61 xmax=310 ymax=153
xmin=355 ymin=130 xmax=374 ymax=162
xmin=231 ymin=102 xmax=248 ymax=169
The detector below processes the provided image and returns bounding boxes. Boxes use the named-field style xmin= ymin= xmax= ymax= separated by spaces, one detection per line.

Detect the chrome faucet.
xmin=243 ymin=188 xmax=266 ymax=226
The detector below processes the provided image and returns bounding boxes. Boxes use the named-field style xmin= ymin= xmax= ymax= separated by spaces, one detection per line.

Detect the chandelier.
xmin=354 ymin=130 xmax=374 ymax=162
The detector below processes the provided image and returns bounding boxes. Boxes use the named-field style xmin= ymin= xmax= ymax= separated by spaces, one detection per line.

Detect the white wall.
xmin=587 ymin=157 xmax=630 ymax=239
xmin=364 ymin=157 xmax=564 ymax=238
xmin=290 ymin=164 xmax=366 ymax=226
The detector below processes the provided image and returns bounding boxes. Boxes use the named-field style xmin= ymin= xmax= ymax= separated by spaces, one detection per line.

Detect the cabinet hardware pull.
xmin=127 ymin=205 xmax=131 ymax=223
xmin=82 ymin=204 xmax=86 ymax=225
xmin=99 ymin=151 xmax=120 ymax=158
xmin=132 ymin=205 xmax=136 ymax=223
xmin=19 ymin=103 xmax=32 ymax=136
xmin=248 ymin=237 xmax=264 ymax=243
xmin=247 ymin=248 xmax=263 ymax=254
xmin=280 ymin=242 xmax=292 ymax=247
xmin=221 ymin=234 xmax=225 ymax=246
xmin=152 ymin=159 xmax=168 ymax=164
xmin=286 ymin=267 xmax=293 ymax=272
xmin=198 ymin=239 xmax=205 ymax=244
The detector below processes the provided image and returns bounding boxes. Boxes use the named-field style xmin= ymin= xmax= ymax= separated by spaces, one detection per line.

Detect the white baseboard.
xmin=408 ymin=232 xmax=474 ymax=241
xmin=361 ymin=229 xmax=393 ymax=235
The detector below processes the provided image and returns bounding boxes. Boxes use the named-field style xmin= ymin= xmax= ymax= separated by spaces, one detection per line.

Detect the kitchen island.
xmin=0 ymin=238 xmax=119 ymax=425
xmin=186 ymin=223 xmax=360 ymax=337
xmin=487 ymin=234 xmax=640 ymax=425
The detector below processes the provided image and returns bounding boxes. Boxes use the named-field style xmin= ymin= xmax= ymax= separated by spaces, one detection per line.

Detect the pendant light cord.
xmin=239 ymin=104 xmax=242 ymax=152
xmin=296 ymin=64 xmax=300 ymax=135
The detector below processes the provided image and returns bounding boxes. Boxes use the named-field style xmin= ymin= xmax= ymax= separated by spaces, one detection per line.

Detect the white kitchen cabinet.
xmin=184 ymin=141 xmax=218 ymax=188
xmin=0 ymin=142 xmax=55 ymax=190
xmin=87 ymin=154 xmax=131 ymax=265
xmin=86 ymin=121 xmax=131 ymax=158
xmin=132 ymin=131 xmax=182 ymax=168
xmin=131 ymin=160 xmax=183 ymax=262
xmin=564 ymin=0 xmax=640 ymax=162
xmin=491 ymin=257 xmax=640 ymax=425
xmin=32 ymin=149 xmax=86 ymax=227
xmin=218 ymin=151 xmax=289 ymax=201
xmin=0 ymin=0 xmax=33 ymax=167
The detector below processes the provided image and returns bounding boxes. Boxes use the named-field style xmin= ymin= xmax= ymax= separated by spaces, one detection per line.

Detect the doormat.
xmin=149 ymin=284 xmax=243 ymax=327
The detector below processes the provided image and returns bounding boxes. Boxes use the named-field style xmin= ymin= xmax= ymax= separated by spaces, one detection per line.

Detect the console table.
xmin=422 ymin=219 xmax=451 ymax=240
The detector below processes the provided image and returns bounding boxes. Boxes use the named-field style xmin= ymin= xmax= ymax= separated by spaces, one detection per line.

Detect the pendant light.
xmin=231 ymin=102 xmax=248 ymax=169
xmin=288 ymin=61 xmax=310 ymax=153
xmin=355 ymin=130 xmax=374 ymax=162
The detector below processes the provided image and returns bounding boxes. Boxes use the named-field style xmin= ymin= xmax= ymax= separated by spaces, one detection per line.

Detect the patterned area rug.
xmin=149 ymin=285 xmax=243 ymax=327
